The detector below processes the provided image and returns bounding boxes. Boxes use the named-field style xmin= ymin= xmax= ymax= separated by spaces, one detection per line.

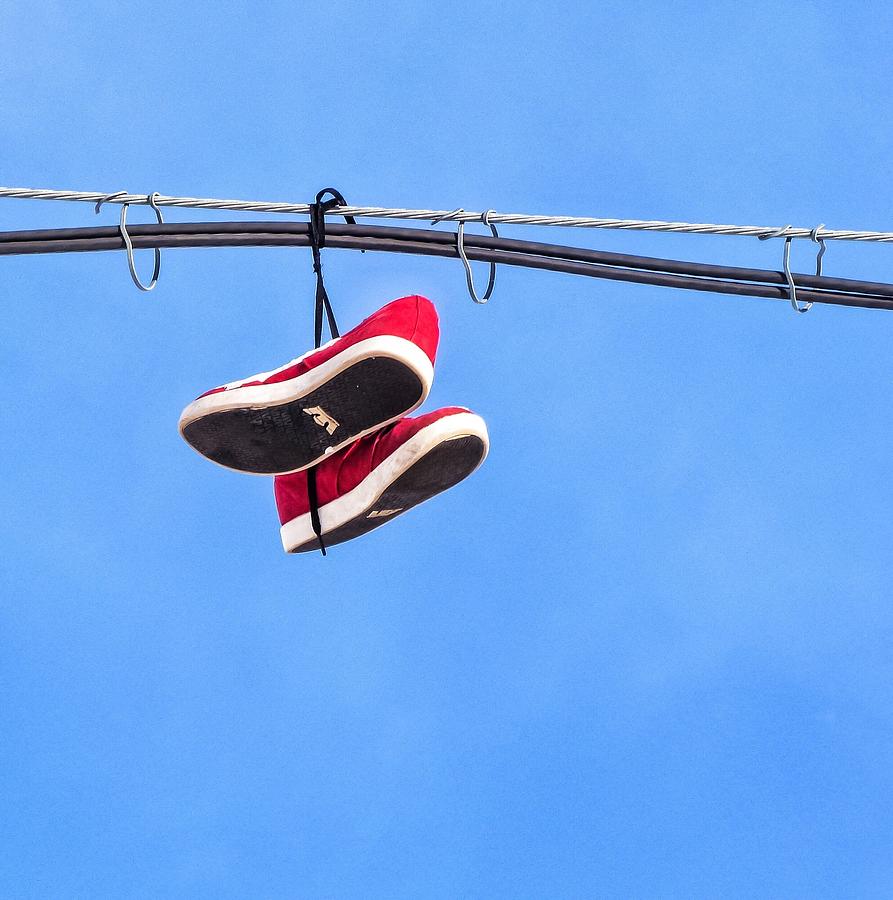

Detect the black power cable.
xmin=2 ymin=222 xmax=892 ymax=311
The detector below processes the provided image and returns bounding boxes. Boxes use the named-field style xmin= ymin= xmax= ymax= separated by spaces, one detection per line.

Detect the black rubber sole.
xmin=182 ymin=357 xmax=424 ymax=474
xmin=289 ymin=434 xmax=486 ymax=553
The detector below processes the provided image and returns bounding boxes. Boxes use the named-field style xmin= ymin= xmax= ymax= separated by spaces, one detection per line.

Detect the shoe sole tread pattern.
xmin=182 ymin=357 xmax=423 ymax=475
xmin=289 ymin=435 xmax=486 ymax=553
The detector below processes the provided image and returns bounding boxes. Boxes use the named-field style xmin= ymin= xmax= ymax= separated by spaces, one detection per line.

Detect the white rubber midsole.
xmin=178 ymin=335 xmax=435 ymax=470
xmin=280 ymin=411 xmax=489 ymax=552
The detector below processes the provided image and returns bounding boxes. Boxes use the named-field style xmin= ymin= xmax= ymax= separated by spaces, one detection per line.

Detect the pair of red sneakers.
xmin=178 ymin=295 xmax=488 ymax=553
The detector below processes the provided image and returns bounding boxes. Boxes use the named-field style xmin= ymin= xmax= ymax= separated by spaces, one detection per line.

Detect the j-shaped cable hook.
xmin=457 ymin=209 xmax=498 ymax=304
xmin=811 ymin=223 xmax=827 ymax=278
xmin=759 ymin=224 xmax=811 ymax=313
xmin=95 ymin=191 xmax=163 ymax=292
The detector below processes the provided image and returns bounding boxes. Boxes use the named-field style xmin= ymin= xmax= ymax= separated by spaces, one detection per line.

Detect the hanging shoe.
xmin=179 ymin=295 xmax=439 ymax=475
xmin=275 ymin=407 xmax=489 ymax=553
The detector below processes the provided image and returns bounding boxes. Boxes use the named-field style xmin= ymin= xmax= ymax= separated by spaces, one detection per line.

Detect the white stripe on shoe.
xmin=178 ymin=335 xmax=435 ymax=474
xmin=280 ymin=412 xmax=489 ymax=552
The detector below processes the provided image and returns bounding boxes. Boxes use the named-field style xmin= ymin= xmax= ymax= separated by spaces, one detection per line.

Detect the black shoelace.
xmin=305 ymin=188 xmax=356 ymax=556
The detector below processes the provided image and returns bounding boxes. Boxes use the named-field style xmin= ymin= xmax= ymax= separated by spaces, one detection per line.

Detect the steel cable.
xmin=3 ymin=185 xmax=893 ymax=243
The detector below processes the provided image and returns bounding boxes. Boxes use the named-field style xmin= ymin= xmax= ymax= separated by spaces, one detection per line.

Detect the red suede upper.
xmin=199 ymin=295 xmax=438 ymax=398
xmin=274 ymin=407 xmax=471 ymax=524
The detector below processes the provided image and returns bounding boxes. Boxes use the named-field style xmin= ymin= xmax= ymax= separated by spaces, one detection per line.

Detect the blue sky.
xmin=2 ymin=2 xmax=893 ymax=897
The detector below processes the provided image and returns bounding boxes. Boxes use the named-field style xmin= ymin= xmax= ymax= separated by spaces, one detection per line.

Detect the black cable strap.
xmin=305 ymin=188 xmax=357 ymax=556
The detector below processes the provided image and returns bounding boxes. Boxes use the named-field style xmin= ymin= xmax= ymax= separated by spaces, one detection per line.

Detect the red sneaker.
xmin=179 ymin=295 xmax=439 ymax=475
xmin=275 ymin=407 xmax=489 ymax=553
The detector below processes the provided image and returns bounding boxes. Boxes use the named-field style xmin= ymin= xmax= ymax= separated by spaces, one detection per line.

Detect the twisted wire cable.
xmin=2 ymin=185 xmax=892 ymax=243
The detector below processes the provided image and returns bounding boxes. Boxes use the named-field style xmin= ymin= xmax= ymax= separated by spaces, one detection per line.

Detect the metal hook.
xmin=811 ymin=223 xmax=827 ymax=278
xmin=95 ymin=191 xmax=163 ymax=291
xmin=429 ymin=207 xmax=464 ymax=226
xmin=120 ymin=193 xmax=163 ymax=292
xmin=457 ymin=209 xmax=498 ymax=304
xmin=758 ymin=224 xmax=811 ymax=313
xmin=94 ymin=190 xmax=129 ymax=214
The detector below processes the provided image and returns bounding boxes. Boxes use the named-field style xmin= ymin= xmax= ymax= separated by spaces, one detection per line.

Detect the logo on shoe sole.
xmin=367 ymin=508 xmax=403 ymax=519
xmin=302 ymin=406 xmax=340 ymax=435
